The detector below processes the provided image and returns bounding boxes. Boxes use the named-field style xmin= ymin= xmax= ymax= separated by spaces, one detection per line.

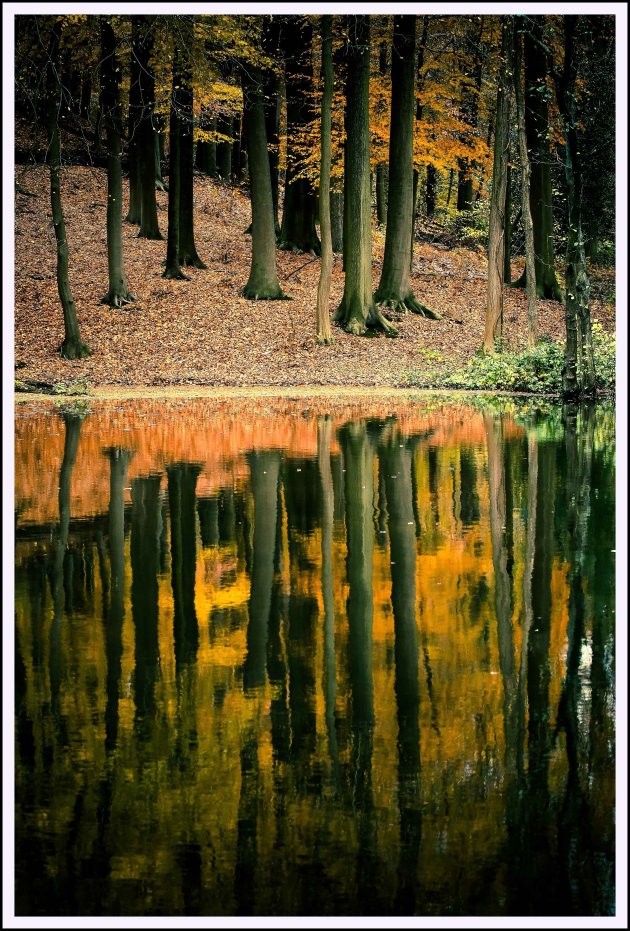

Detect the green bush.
xmin=434 ymin=201 xmax=490 ymax=248
xmin=406 ymin=323 xmax=615 ymax=395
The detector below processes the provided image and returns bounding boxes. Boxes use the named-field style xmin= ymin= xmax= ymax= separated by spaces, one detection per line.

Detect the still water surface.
xmin=14 ymin=397 xmax=615 ymax=917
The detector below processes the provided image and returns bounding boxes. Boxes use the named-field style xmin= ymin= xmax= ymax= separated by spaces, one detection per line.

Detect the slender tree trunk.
xmin=163 ymin=37 xmax=187 ymax=280
xmin=46 ymin=20 xmax=91 ymax=360
xmin=263 ymin=16 xmax=282 ymax=236
xmin=425 ymin=164 xmax=437 ymax=217
xmin=216 ymin=114 xmax=233 ymax=181
xmin=411 ymin=16 xmax=430 ymax=258
xmin=177 ymin=16 xmax=206 ymax=269
xmin=446 ymin=167 xmax=455 ymax=207
xmin=335 ymin=16 xmax=396 ymax=336
xmin=231 ymin=113 xmax=242 ymax=182
xmin=196 ymin=116 xmax=217 ymax=177
xmin=100 ymin=18 xmax=135 ymax=308
xmin=242 ymin=65 xmax=286 ymax=299
xmin=154 ymin=125 xmax=167 ymax=190
xmin=483 ymin=17 xmax=511 ymax=352
xmin=136 ymin=17 xmax=162 ymax=240
xmin=330 ymin=189 xmax=343 ymax=253
xmin=513 ymin=19 xmax=562 ymax=300
xmin=316 ymin=15 xmax=334 ymax=344
xmin=125 ymin=17 xmax=142 ymax=223
xmin=504 ymin=162 xmax=512 ymax=284
xmin=556 ymin=17 xmax=595 ymax=398
xmin=374 ymin=16 xmax=438 ymax=319
xmin=456 ymin=21 xmax=484 ymax=211
xmin=513 ymin=22 xmax=537 ymax=347
xmin=279 ymin=15 xmax=321 ymax=255
xmin=376 ymin=165 xmax=388 ymax=226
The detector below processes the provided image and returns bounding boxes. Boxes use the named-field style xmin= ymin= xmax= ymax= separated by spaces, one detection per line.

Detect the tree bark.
xmin=513 ymin=22 xmax=537 ymax=347
xmin=216 ymin=113 xmax=233 ymax=180
xmin=374 ymin=16 xmax=438 ymax=319
xmin=483 ymin=17 xmax=511 ymax=352
xmin=163 ymin=36 xmax=187 ymax=280
xmin=125 ymin=17 xmax=142 ymax=224
xmin=556 ymin=16 xmax=595 ymax=398
xmin=136 ymin=17 xmax=162 ymax=240
xmin=177 ymin=16 xmax=206 ymax=269
xmin=316 ymin=15 xmax=334 ymax=345
xmin=279 ymin=15 xmax=321 ymax=255
xmin=46 ymin=20 xmax=91 ymax=360
xmin=457 ymin=20 xmax=484 ymax=211
xmin=335 ymin=16 xmax=395 ymax=336
xmin=330 ymin=189 xmax=343 ymax=253
xmin=262 ymin=16 xmax=282 ymax=236
xmin=100 ymin=17 xmax=135 ymax=308
xmin=513 ymin=18 xmax=562 ymax=300
xmin=242 ymin=65 xmax=286 ymax=299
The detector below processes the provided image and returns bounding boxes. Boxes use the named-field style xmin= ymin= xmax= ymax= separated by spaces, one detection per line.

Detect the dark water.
xmin=13 ymin=396 xmax=616 ymax=917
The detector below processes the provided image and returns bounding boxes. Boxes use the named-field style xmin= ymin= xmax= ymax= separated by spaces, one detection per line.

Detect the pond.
xmin=13 ymin=395 xmax=616 ymax=918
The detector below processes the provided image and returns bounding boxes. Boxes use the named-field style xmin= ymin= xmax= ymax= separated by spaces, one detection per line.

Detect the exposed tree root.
xmin=162 ymin=267 xmax=190 ymax=281
xmin=155 ymin=179 xmax=168 ymax=192
xmin=368 ymin=304 xmax=399 ymax=337
xmin=180 ymin=253 xmax=207 ymax=270
xmin=375 ymin=292 xmax=440 ymax=320
xmin=60 ymin=338 xmax=92 ymax=360
xmin=241 ymin=285 xmax=290 ymax=300
xmin=101 ymin=289 xmax=137 ymax=308
xmin=316 ymin=333 xmax=334 ymax=346
xmin=278 ymin=239 xmax=321 ymax=257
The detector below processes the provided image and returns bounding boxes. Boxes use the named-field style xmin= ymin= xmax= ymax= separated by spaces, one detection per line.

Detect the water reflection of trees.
xmin=14 ymin=403 xmax=616 ymax=917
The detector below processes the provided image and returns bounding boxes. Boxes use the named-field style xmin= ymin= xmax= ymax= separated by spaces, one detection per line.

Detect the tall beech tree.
xmin=163 ymin=33 xmax=187 ymax=280
xmin=513 ymin=17 xmax=562 ymax=301
xmin=316 ymin=14 xmax=334 ymax=345
xmin=375 ymin=41 xmax=389 ymax=228
xmin=374 ymin=15 xmax=439 ymax=319
xmin=335 ymin=15 xmax=396 ymax=336
xmin=512 ymin=20 xmax=536 ymax=346
xmin=554 ymin=16 xmax=595 ymax=397
xmin=125 ymin=17 xmax=142 ymax=224
xmin=262 ymin=16 xmax=282 ymax=236
xmin=100 ymin=18 xmax=136 ymax=308
xmin=45 ymin=19 xmax=91 ymax=360
xmin=483 ymin=17 xmax=511 ymax=353
xmin=176 ymin=16 xmax=206 ymax=269
xmin=279 ymin=15 xmax=320 ymax=255
xmin=134 ymin=17 xmax=162 ymax=240
xmin=241 ymin=62 xmax=287 ymax=299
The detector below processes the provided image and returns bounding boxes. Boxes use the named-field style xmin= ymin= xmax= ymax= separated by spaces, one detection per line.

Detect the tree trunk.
xmin=279 ymin=16 xmax=320 ymax=255
xmin=136 ymin=17 xmax=162 ymax=240
xmin=263 ymin=16 xmax=282 ymax=236
xmin=504 ymin=161 xmax=512 ymax=284
xmin=100 ymin=18 xmax=135 ymax=308
xmin=425 ymin=164 xmax=437 ymax=217
xmin=376 ymin=164 xmax=388 ymax=226
xmin=216 ymin=114 xmax=233 ymax=180
xmin=330 ymin=189 xmax=343 ymax=253
xmin=335 ymin=16 xmax=395 ymax=336
xmin=456 ymin=20 xmax=484 ymax=211
xmin=163 ymin=38 xmax=187 ymax=280
xmin=125 ymin=16 xmax=142 ymax=224
xmin=196 ymin=116 xmax=217 ymax=177
xmin=556 ymin=17 xmax=595 ymax=398
xmin=154 ymin=125 xmax=167 ymax=190
xmin=374 ymin=15 xmax=438 ymax=319
xmin=46 ymin=20 xmax=91 ymax=360
xmin=167 ymin=463 xmax=200 ymax=673
xmin=513 ymin=19 xmax=562 ymax=300
xmin=411 ymin=16 xmax=430 ymax=259
xmin=513 ymin=22 xmax=537 ymax=347
xmin=483 ymin=17 xmax=511 ymax=352
xmin=177 ymin=16 xmax=206 ymax=269
xmin=316 ymin=15 xmax=334 ymax=345
xmin=242 ymin=66 xmax=286 ymax=299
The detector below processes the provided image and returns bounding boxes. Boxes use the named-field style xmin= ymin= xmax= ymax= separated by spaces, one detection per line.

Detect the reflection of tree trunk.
xmin=518 ymin=430 xmax=538 ymax=778
xmin=131 ymin=475 xmax=162 ymax=729
xmin=380 ymin=429 xmax=422 ymax=913
xmin=234 ymin=733 xmax=259 ymax=916
xmin=49 ymin=413 xmax=84 ymax=742
xmin=243 ymin=452 xmax=280 ymax=690
xmin=167 ymin=463 xmax=201 ymax=674
xmin=484 ymin=414 xmax=517 ymax=778
xmin=104 ymin=447 xmax=131 ymax=753
xmin=339 ymin=420 xmax=378 ymax=906
xmin=318 ymin=416 xmax=339 ymax=779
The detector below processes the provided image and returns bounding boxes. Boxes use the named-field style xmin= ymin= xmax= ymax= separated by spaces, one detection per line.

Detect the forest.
xmin=13 ymin=13 xmax=616 ymax=398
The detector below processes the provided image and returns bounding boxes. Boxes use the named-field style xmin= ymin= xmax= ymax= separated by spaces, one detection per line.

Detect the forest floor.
xmin=14 ymin=165 xmax=616 ymax=393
